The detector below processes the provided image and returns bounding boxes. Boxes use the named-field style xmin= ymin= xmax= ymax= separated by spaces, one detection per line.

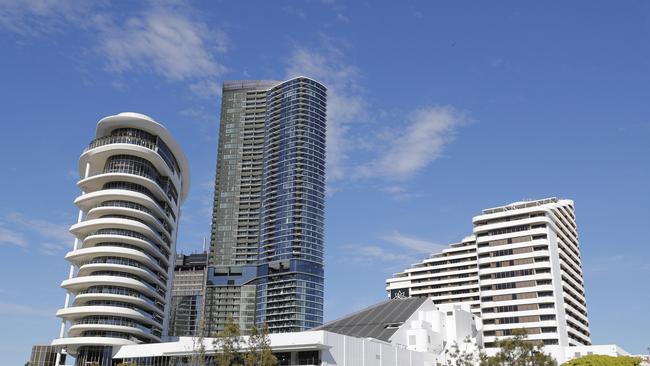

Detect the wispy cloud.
xmin=355 ymin=245 xmax=415 ymax=263
xmin=97 ymin=5 xmax=228 ymax=94
xmin=3 ymin=212 xmax=70 ymax=242
xmin=0 ymin=1 xmax=229 ymax=98
xmin=344 ymin=231 xmax=446 ymax=273
xmin=286 ymin=43 xmax=471 ymax=191
xmin=0 ymin=212 xmax=71 ymax=255
xmin=0 ymin=301 xmax=55 ymax=317
xmin=39 ymin=242 xmax=70 ymax=256
xmin=356 ymin=106 xmax=468 ymax=179
xmin=381 ymin=231 xmax=447 ymax=254
xmin=0 ymin=226 xmax=27 ymax=247
xmin=0 ymin=0 xmax=99 ymax=36
xmin=286 ymin=42 xmax=367 ymax=182
xmin=381 ymin=185 xmax=423 ymax=202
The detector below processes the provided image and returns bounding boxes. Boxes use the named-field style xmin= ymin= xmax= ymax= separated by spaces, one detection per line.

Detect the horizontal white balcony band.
xmin=70 ymin=218 xmax=169 ymax=250
xmin=480 ymin=274 xmax=553 ymax=288
xmin=67 ymin=323 xmax=160 ymax=342
xmin=481 ymin=284 xmax=554 ymax=297
xmin=82 ymin=234 xmax=169 ymax=265
xmin=56 ymin=305 xmax=160 ymax=327
xmin=66 ymin=246 xmax=166 ymax=274
xmin=73 ymin=293 xmax=162 ymax=315
xmin=478 ymin=262 xmax=553 ymax=276
xmin=481 ymin=308 xmax=558 ymax=319
xmin=75 ymin=190 xmax=171 ymax=222
xmin=483 ymin=320 xmax=559 ymax=330
xmin=476 ymin=239 xmax=550 ymax=254
xmin=81 ymin=143 xmax=180 ymax=192
xmin=61 ymin=275 xmax=164 ymax=303
xmin=78 ymin=173 xmax=175 ymax=211
xmin=51 ymin=336 xmax=135 ymax=349
xmin=86 ymin=206 xmax=171 ymax=238
xmin=76 ymin=263 xmax=165 ymax=289
xmin=473 ymin=217 xmax=552 ymax=235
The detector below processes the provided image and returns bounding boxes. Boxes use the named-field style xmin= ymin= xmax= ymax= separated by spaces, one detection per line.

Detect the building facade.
xmin=111 ymin=298 xmax=483 ymax=366
xmin=387 ymin=198 xmax=591 ymax=354
xmin=51 ymin=113 xmax=190 ymax=366
xmin=168 ymin=253 xmax=207 ymax=337
xmin=30 ymin=345 xmax=65 ymax=366
xmin=204 ymin=77 xmax=326 ymax=335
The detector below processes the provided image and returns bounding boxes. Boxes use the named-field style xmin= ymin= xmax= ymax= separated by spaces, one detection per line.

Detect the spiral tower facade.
xmin=51 ymin=113 xmax=189 ymax=366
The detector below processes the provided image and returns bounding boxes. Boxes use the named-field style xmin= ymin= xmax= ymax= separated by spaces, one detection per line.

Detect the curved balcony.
xmin=66 ymin=246 xmax=166 ymax=275
xmin=73 ymin=292 xmax=162 ymax=315
xmin=81 ymin=139 xmax=181 ymax=192
xmin=78 ymin=173 xmax=175 ymax=210
xmin=61 ymin=275 xmax=164 ymax=303
xmin=68 ymin=315 xmax=160 ymax=342
xmin=81 ymin=233 xmax=169 ymax=265
xmin=74 ymin=188 xmax=174 ymax=223
xmin=56 ymin=305 xmax=160 ymax=327
xmin=76 ymin=263 xmax=166 ymax=289
xmin=86 ymin=206 xmax=172 ymax=236
xmin=70 ymin=218 xmax=170 ymax=251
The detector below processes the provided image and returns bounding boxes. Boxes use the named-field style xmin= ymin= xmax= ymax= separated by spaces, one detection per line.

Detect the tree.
xmin=480 ymin=329 xmax=557 ymax=366
xmin=245 ymin=323 xmax=277 ymax=366
xmin=191 ymin=315 xmax=208 ymax=366
xmin=562 ymin=355 xmax=642 ymax=366
xmin=213 ymin=315 xmax=243 ymax=366
xmin=445 ymin=337 xmax=480 ymax=366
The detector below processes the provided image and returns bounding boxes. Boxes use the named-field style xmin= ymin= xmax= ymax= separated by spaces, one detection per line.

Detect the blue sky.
xmin=1 ymin=1 xmax=649 ymax=364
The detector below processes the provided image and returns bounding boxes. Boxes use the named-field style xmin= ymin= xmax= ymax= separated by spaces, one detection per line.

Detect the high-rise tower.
xmin=386 ymin=198 xmax=591 ymax=354
xmin=51 ymin=113 xmax=189 ymax=366
xmin=204 ymin=77 xmax=326 ymax=335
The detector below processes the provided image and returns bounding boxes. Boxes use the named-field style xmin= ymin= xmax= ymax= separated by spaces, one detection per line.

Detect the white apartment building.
xmin=387 ymin=236 xmax=481 ymax=316
xmin=51 ymin=113 xmax=190 ymax=366
xmin=111 ymin=298 xmax=483 ymax=366
xmin=387 ymin=198 xmax=593 ymax=362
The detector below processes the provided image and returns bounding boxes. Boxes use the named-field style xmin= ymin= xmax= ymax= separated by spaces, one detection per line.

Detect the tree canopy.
xmin=562 ymin=355 xmax=642 ymax=366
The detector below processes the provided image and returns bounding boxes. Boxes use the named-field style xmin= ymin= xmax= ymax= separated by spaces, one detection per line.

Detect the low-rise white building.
xmin=112 ymin=298 xmax=483 ymax=366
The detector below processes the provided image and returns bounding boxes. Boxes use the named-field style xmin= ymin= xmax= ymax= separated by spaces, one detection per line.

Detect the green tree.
xmin=445 ymin=337 xmax=480 ymax=366
xmin=480 ymin=329 xmax=557 ymax=366
xmin=191 ymin=315 xmax=208 ymax=366
xmin=561 ymin=355 xmax=642 ymax=366
xmin=245 ymin=323 xmax=277 ymax=366
xmin=213 ymin=315 xmax=243 ymax=366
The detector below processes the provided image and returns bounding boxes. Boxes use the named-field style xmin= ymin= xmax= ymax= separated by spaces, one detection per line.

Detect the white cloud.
xmin=381 ymin=185 xmax=422 ymax=202
xmin=336 ymin=13 xmax=350 ymax=22
xmin=381 ymin=231 xmax=446 ymax=254
xmin=355 ymin=245 xmax=414 ymax=263
xmin=0 ymin=226 xmax=27 ymax=247
xmin=97 ymin=6 xmax=228 ymax=95
xmin=0 ymin=0 xmax=97 ymax=36
xmin=0 ymin=1 xmax=228 ymax=98
xmin=286 ymin=45 xmax=367 ymax=182
xmin=3 ymin=212 xmax=70 ymax=242
xmin=286 ymin=45 xmax=470 ymax=188
xmin=0 ymin=212 xmax=71 ymax=255
xmin=357 ymin=106 xmax=467 ymax=179
xmin=0 ymin=302 xmax=54 ymax=317
xmin=39 ymin=242 xmax=70 ymax=256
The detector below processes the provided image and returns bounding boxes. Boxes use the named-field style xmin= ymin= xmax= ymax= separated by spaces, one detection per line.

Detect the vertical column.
xmin=55 ymin=162 xmax=90 ymax=366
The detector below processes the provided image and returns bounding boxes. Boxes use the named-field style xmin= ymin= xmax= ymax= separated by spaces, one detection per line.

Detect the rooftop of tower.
xmin=481 ymin=197 xmax=560 ymax=214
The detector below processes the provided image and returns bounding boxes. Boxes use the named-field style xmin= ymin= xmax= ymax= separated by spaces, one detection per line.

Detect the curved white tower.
xmin=52 ymin=113 xmax=189 ymax=366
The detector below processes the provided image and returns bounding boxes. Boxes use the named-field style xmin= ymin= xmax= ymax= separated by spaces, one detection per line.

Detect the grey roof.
xmin=314 ymin=297 xmax=427 ymax=342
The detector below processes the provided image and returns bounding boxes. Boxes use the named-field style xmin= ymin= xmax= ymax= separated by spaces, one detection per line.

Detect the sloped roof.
xmin=314 ymin=297 xmax=426 ymax=342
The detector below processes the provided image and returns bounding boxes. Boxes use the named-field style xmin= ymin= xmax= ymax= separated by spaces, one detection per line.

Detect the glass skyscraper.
xmin=204 ymin=77 xmax=326 ymax=335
